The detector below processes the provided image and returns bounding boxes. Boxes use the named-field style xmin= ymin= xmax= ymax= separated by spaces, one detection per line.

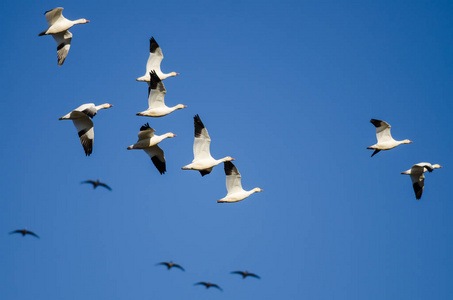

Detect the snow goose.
xmin=194 ymin=282 xmax=223 ymax=291
xmin=231 ymin=270 xmax=261 ymax=279
xmin=156 ymin=261 xmax=185 ymax=271
xmin=81 ymin=179 xmax=112 ymax=191
xmin=39 ymin=8 xmax=90 ymax=65
xmin=59 ymin=103 xmax=113 ymax=156
xmin=367 ymin=119 xmax=413 ymax=157
xmin=181 ymin=115 xmax=234 ymax=176
xmin=136 ymin=37 xmax=179 ymax=81
xmin=127 ymin=123 xmax=176 ymax=174
xmin=401 ymin=162 xmax=442 ymax=199
xmin=10 ymin=229 xmax=39 ymax=239
xmin=136 ymin=70 xmax=187 ymax=117
xmin=217 ymin=161 xmax=262 ymax=203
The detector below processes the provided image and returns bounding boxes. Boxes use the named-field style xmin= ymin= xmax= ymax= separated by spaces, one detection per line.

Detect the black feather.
xmin=151 ymin=156 xmax=166 ymax=175
xmin=149 ymin=37 xmax=160 ymax=53
xmin=194 ymin=114 xmax=205 ymax=138
xmin=140 ymin=123 xmax=151 ymax=131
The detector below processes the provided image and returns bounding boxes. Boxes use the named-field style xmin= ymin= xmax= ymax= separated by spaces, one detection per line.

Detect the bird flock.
xmin=367 ymin=119 xmax=442 ymax=199
xmin=8 ymin=7 xmax=264 ymax=293
xmin=9 ymin=6 xmax=444 ymax=295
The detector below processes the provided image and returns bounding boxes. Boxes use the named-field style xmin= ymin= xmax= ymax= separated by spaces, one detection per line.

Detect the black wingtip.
xmin=371 ymin=149 xmax=380 ymax=157
xmin=149 ymin=37 xmax=159 ymax=53
xmin=148 ymin=70 xmax=161 ymax=89
xmin=224 ymin=161 xmax=235 ymax=175
xmin=151 ymin=156 xmax=166 ymax=175
xmin=370 ymin=119 xmax=383 ymax=127
xmin=140 ymin=123 xmax=151 ymax=131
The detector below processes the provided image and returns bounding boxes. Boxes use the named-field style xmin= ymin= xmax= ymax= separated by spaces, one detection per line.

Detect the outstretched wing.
xmin=172 ymin=264 xmax=185 ymax=271
xmin=26 ymin=231 xmax=40 ymax=239
xmin=81 ymin=180 xmax=95 ymax=186
xmin=193 ymin=115 xmax=212 ymax=160
xmin=98 ymin=182 xmax=112 ymax=191
xmin=246 ymin=272 xmax=261 ymax=279
xmin=148 ymin=70 xmax=167 ymax=109
xmin=52 ymin=30 xmax=72 ymax=66
xmin=370 ymin=119 xmax=393 ymax=143
xmin=9 ymin=230 xmax=24 ymax=235
xmin=144 ymin=145 xmax=166 ymax=175
xmin=44 ymin=7 xmax=65 ymax=26
xmin=72 ymin=117 xmax=94 ymax=156
xmin=224 ymin=162 xmax=243 ymax=194
xmin=210 ymin=284 xmax=223 ymax=291
xmin=410 ymin=173 xmax=425 ymax=200
xmin=231 ymin=271 xmax=245 ymax=276
xmin=137 ymin=123 xmax=156 ymax=141
xmin=145 ymin=37 xmax=164 ymax=75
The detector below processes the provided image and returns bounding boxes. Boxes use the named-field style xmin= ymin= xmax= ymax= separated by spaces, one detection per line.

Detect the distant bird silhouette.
xmin=156 ymin=261 xmax=185 ymax=271
xmin=9 ymin=229 xmax=39 ymax=238
xmin=231 ymin=270 xmax=261 ymax=279
xmin=194 ymin=282 xmax=222 ymax=291
xmin=81 ymin=179 xmax=112 ymax=190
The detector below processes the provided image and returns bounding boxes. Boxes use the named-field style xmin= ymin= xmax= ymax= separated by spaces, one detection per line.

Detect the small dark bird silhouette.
xmin=9 ymin=229 xmax=39 ymax=238
xmin=81 ymin=179 xmax=112 ymax=190
xmin=231 ymin=270 xmax=260 ymax=279
xmin=156 ymin=261 xmax=185 ymax=271
xmin=194 ymin=282 xmax=222 ymax=291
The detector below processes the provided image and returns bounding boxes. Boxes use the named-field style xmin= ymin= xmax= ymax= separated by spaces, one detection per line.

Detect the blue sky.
xmin=1 ymin=0 xmax=453 ymax=299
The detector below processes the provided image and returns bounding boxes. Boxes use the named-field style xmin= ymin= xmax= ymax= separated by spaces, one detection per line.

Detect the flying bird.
xmin=218 ymin=162 xmax=262 ymax=203
xmin=194 ymin=282 xmax=222 ymax=291
xmin=136 ymin=70 xmax=187 ymax=117
xmin=59 ymin=103 xmax=113 ymax=156
xmin=182 ymin=115 xmax=235 ymax=176
xmin=136 ymin=37 xmax=179 ymax=81
xmin=9 ymin=229 xmax=39 ymax=238
xmin=38 ymin=7 xmax=90 ymax=65
xmin=81 ymin=179 xmax=112 ymax=190
xmin=156 ymin=261 xmax=185 ymax=271
xmin=401 ymin=162 xmax=442 ymax=199
xmin=231 ymin=270 xmax=261 ymax=279
xmin=367 ymin=119 xmax=413 ymax=157
xmin=127 ymin=123 xmax=176 ymax=174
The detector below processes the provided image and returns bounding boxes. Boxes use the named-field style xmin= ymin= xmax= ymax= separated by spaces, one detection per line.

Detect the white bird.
xmin=127 ymin=123 xmax=176 ymax=174
xmin=182 ymin=115 xmax=235 ymax=176
xmin=401 ymin=162 xmax=442 ymax=200
xmin=367 ymin=119 xmax=413 ymax=157
xmin=136 ymin=37 xmax=179 ymax=81
xmin=59 ymin=103 xmax=113 ymax=156
xmin=136 ymin=70 xmax=187 ymax=117
xmin=39 ymin=7 xmax=90 ymax=66
xmin=218 ymin=162 xmax=263 ymax=203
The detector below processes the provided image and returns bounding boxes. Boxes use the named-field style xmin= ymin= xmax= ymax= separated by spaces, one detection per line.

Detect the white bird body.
xmin=367 ymin=119 xmax=412 ymax=156
xmin=136 ymin=37 xmax=179 ymax=81
xmin=218 ymin=162 xmax=262 ymax=203
xmin=136 ymin=71 xmax=187 ymax=117
xmin=401 ymin=162 xmax=442 ymax=199
xmin=59 ymin=103 xmax=113 ymax=156
xmin=127 ymin=123 xmax=176 ymax=174
xmin=39 ymin=8 xmax=89 ymax=65
xmin=181 ymin=115 xmax=234 ymax=176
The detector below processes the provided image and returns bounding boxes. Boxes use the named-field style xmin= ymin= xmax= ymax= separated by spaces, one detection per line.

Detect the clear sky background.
xmin=1 ymin=0 xmax=452 ymax=299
